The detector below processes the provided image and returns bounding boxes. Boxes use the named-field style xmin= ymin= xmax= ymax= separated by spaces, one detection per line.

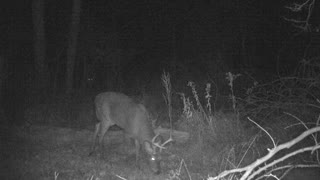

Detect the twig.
xmin=247 ymin=117 xmax=276 ymax=148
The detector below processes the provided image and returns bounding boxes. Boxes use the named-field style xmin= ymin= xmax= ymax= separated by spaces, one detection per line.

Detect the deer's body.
xmin=91 ymin=92 xmax=160 ymax=173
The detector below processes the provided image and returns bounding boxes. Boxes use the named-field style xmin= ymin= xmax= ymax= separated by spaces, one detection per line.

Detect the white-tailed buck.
xmin=90 ymin=92 xmax=172 ymax=174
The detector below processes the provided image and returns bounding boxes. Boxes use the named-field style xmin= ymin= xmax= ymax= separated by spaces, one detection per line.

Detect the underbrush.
xmin=169 ymin=66 xmax=320 ymax=179
xmin=24 ymin=91 xmax=96 ymax=129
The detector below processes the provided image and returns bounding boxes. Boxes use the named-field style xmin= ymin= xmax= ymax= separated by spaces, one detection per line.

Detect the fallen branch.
xmin=208 ymin=125 xmax=320 ymax=180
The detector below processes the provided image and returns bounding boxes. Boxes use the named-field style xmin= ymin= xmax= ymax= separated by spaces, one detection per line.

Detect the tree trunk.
xmin=0 ymin=56 xmax=4 ymax=112
xmin=0 ymin=56 xmax=4 ymax=96
xmin=32 ymin=0 xmax=48 ymax=97
xmin=66 ymin=0 xmax=81 ymax=94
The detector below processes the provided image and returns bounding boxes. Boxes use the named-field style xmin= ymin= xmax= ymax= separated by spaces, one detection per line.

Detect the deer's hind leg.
xmin=89 ymin=122 xmax=100 ymax=155
xmin=96 ymin=115 xmax=114 ymax=156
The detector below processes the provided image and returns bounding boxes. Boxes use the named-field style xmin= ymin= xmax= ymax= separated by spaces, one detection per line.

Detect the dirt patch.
xmin=3 ymin=125 xmax=170 ymax=180
xmin=3 ymin=125 xmax=319 ymax=180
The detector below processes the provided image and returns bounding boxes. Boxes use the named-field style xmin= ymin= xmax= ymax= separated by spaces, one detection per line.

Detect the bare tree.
xmin=32 ymin=0 xmax=48 ymax=96
xmin=0 ymin=56 xmax=3 ymax=93
xmin=66 ymin=0 xmax=82 ymax=93
xmin=0 ymin=56 xmax=5 ymax=110
xmin=284 ymin=0 xmax=316 ymax=32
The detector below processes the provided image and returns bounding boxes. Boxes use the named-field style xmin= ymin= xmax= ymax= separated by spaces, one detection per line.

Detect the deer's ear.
xmin=144 ymin=141 xmax=154 ymax=154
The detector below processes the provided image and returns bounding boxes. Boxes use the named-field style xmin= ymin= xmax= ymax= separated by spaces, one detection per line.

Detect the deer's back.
xmin=95 ymin=92 xmax=154 ymax=141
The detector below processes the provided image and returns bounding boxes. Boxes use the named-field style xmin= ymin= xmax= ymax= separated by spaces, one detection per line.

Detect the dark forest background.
xmin=1 ymin=0 xmax=319 ymax=125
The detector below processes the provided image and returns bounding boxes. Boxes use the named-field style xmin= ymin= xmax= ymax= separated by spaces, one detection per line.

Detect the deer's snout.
xmin=149 ymin=155 xmax=161 ymax=174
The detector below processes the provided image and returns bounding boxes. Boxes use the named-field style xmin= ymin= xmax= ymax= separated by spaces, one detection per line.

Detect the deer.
xmin=89 ymin=92 xmax=172 ymax=174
